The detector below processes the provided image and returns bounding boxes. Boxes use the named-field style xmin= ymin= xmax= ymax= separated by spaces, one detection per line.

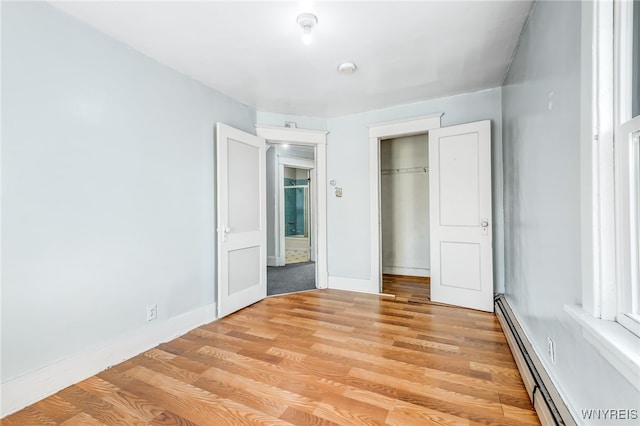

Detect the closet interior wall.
xmin=380 ymin=134 xmax=430 ymax=277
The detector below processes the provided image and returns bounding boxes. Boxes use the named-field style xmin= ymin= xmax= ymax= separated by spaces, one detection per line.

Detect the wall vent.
xmin=494 ymin=295 xmax=577 ymax=426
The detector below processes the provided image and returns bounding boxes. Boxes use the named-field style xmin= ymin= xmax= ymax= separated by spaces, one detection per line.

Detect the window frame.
xmin=614 ymin=0 xmax=640 ymax=336
xmin=567 ymin=0 xmax=640 ymax=392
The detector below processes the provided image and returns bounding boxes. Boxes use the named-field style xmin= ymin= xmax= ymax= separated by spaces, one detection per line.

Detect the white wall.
xmin=380 ymin=135 xmax=430 ymax=277
xmin=1 ymin=0 xmax=255 ymax=404
xmin=284 ymin=166 xmax=297 ymax=180
xmin=502 ymin=0 xmax=640 ymax=418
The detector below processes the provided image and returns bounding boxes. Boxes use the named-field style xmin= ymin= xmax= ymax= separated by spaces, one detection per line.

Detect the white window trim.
xmin=565 ymin=305 xmax=639 ymax=390
xmin=616 ymin=116 xmax=640 ymax=337
xmin=615 ymin=0 xmax=640 ymax=337
xmin=568 ymin=0 xmax=640 ymax=391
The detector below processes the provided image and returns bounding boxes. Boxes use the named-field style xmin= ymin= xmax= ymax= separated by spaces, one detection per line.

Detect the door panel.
xmin=429 ymin=120 xmax=493 ymax=312
xmin=438 ymin=133 xmax=480 ymax=226
xmin=216 ymin=123 xmax=266 ymax=318
xmin=228 ymin=246 xmax=261 ymax=294
xmin=227 ymin=138 xmax=261 ymax=232
xmin=440 ymin=242 xmax=481 ymax=291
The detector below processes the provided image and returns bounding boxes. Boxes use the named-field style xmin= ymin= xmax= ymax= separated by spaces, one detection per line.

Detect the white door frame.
xmin=256 ymin=125 xmax=329 ymax=289
xmin=368 ymin=114 xmax=443 ymax=291
xmin=278 ymin=156 xmax=315 ymax=265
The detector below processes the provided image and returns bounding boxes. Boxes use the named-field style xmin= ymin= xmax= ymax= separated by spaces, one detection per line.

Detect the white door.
xmin=428 ymin=120 xmax=493 ymax=312
xmin=216 ymin=123 xmax=266 ymax=318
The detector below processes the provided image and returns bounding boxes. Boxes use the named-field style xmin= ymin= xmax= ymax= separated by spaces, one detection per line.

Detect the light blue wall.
xmin=502 ymin=0 xmax=640 ymax=419
xmin=259 ymin=90 xmax=504 ymax=291
xmin=1 ymin=1 xmax=255 ymax=382
xmin=324 ymin=89 xmax=505 ymax=290
xmin=257 ymin=111 xmax=327 ymax=131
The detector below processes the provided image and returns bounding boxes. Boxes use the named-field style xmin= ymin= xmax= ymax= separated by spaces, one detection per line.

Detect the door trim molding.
xmin=368 ymin=114 xmax=443 ymax=292
xmin=256 ymin=125 xmax=329 ymax=289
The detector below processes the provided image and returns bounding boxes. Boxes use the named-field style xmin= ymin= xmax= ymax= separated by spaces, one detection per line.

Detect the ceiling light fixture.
xmin=338 ymin=62 xmax=357 ymax=74
xmin=297 ymin=12 xmax=318 ymax=45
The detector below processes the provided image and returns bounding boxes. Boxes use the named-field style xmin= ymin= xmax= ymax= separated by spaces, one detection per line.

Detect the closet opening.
xmin=379 ymin=133 xmax=431 ymax=303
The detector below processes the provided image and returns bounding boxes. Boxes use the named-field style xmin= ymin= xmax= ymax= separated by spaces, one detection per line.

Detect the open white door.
xmin=216 ymin=123 xmax=266 ymax=318
xmin=429 ymin=120 xmax=493 ymax=312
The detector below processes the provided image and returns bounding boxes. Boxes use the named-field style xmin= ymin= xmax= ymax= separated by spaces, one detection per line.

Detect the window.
xmin=566 ymin=0 xmax=640 ymax=391
xmin=615 ymin=0 xmax=640 ymax=337
xmin=632 ymin=0 xmax=640 ymax=118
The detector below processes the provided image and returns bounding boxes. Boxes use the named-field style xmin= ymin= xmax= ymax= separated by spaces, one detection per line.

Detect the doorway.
xmin=379 ymin=134 xmax=431 ymax=301
xmin=369 ymin=115 xmax=494 ymax=312
xmin=284 ymin=166 xmax=311 ymax=264
xmin=265 ymin=144 xmax=317 ymax=296
xmin=256 ymin=125 xmax=328 ymax=292
xmin=215 ymin=124 xmax=328 ymax=318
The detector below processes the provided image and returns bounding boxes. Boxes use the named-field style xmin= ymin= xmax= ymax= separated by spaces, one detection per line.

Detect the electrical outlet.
xmin=146 ymin=304 xmax=157 ymax=321
xmin=547 ymin=337 xmax=556 ymax=364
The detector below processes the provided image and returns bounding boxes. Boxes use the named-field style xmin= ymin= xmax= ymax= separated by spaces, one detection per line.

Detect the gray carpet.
xmin=267 ymin=261 xmax=316 ymax=296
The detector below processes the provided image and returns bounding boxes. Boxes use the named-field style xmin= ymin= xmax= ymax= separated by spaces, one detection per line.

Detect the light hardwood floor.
xmin=382 ymin=274 xmax=430 ymax=304
xmin=2 ymin=288 xmax=539 ymax=425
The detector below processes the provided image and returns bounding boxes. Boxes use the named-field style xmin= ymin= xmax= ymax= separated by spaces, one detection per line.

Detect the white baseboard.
xmin=1 ymin=304 xmax=216 ymax=417
xmin=382 ymin=266 xmax=430 ymax=277
xmin=267 ymin=256 xmax=286 ymax=267
xmin=328 ymin=276 xmax=379 ymax=294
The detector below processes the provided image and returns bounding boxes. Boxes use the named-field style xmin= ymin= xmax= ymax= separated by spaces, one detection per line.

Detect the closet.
xmin=380 ymin=134 xmax=430 ymax=277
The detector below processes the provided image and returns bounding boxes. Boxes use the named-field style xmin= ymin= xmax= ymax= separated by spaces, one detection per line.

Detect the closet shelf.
xmin=380 ymin=166 xmax=428 ymax=175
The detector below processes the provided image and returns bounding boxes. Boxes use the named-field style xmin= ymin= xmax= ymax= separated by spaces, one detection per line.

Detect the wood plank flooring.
xmin=2 ymin=288 xmax=539 ymax=425
xmin=382 ymin=274 xmax=430 ymax=304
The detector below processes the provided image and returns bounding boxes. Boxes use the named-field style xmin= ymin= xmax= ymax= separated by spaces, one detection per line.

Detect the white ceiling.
xmin=50 ymin=1 xmax=534 ymax=118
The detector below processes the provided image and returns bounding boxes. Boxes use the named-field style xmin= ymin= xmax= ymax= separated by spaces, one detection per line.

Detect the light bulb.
xmin=296 ymin=13 xmax=317 ymax=46
xmin=302 ymin=28 xmax=312 ymax=45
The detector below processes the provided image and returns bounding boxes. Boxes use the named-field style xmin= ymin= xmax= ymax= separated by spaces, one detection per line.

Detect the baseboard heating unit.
xmin=494 ymin=294 xmax=577 ymax=426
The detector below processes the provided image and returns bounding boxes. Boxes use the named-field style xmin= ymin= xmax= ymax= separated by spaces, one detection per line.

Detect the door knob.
xmin=480 ymin=219 xmax=489 ymax=236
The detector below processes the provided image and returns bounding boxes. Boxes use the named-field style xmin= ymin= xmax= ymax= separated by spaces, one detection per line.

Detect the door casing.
xmin=256 ymin=126 xmax=328 ymax=289
xmin=368 ymin=114 xmax=444 ymax=293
